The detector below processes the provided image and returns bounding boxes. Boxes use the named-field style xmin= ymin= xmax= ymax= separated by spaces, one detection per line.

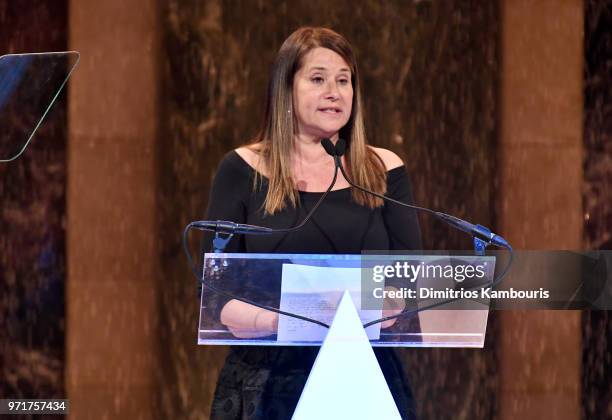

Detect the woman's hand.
xmin=381 ymin=286 xmax=406 ymax=329
xmin=254 ymin=308 xmax=279 ymax=334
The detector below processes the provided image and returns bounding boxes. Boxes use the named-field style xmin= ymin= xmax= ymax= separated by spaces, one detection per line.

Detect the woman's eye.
xmin=338 ymin=79 xmax=349 ymax=85
xmin=311 ymin=76 xmax=324 ymax=84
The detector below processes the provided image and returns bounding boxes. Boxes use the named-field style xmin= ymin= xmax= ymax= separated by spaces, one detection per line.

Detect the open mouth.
xmin=319 ymin=107 xmax=342 ymax=114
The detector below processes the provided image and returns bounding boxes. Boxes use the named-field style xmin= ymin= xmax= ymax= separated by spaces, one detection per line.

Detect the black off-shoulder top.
xmin=204 ymin=150 xmax=422 ymax=253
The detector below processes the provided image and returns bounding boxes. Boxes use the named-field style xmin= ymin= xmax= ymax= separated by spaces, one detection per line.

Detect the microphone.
xmin=320 ymin=139 xmax=515 ymax=329
xmin=434 ymin=213 xmax=510 ymax=249
xmin=321 ymin=137 xmax=342 ymax=167
xmin=191 ymin=220 xmax=274 ymax=235
xmin=320 ymin=137 xmax=336 ymax=157
xmin=334 ymin=137 xmax=346 ymax=156
xmin=323 ymin=138 xmax=511 ymax=251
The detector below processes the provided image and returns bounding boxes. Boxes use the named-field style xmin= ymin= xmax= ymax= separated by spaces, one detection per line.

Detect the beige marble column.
xmin=498 ymin=0 xmax=583 ymax=418
xmin=67 ymin=1 xmax=160 ymax=418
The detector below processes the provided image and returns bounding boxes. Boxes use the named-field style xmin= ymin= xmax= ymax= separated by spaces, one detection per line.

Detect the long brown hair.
xmin=251 ymin=27 xmax=386 ymax=214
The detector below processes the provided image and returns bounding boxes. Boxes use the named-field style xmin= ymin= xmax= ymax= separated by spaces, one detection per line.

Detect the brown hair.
xmin=251 ymin=26 xmax=386 ymax=214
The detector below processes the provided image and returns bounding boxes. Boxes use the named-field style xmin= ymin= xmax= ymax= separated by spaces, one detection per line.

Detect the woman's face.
xmin=292 ymin=47 xmax=353 ymax=140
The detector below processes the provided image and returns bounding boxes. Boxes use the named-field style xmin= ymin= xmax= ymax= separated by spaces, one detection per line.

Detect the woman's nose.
xmin=324 ymin=81 xmax=340 ymax=100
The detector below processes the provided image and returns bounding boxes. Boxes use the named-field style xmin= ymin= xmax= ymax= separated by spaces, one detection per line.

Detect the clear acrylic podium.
xmin=198 ymin=252 xmax=496 ymax=348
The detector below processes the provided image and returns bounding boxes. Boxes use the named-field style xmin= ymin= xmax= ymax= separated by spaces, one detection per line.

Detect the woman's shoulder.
xmin=368 ymin=146 xmax=404 ymax=171
xmin=209 ymin=149 xmax=256 ymax=199
xmin=213 ymin=148 xmax=254 ymax=181
xmin=215 ymin=144 xmax=257 ymax=170
xmin=234 ymin=143 xmax=267 ymax=177
xmin=235 ymin=145 xmax=259 ymax=168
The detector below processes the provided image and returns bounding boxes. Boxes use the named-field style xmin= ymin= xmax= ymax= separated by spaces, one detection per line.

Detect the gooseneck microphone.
xmin=320 ymin=138 xmax=514 ymax=328
xmin=324 ymin=138 xmax=511 ymax=251
xmin=192 ymin=220 xmax=274 ymax=235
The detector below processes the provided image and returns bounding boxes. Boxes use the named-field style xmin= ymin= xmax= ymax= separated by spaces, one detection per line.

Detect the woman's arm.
xmin=381 ymin=286 xmax=406 ymax=329
xmin=374 ymin=147 xmax=423 ymax=329
xmin=220 ymin=300 xmax=279 ymax=338
xmin=203 ymin=151 xmax=282 ymax=338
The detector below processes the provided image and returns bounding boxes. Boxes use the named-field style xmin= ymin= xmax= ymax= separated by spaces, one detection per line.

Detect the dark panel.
xmin=584 ymin=1 xmax=612 ymax=249
xmin=159 ymin=1 xmax=499 ymax=418
xmin=583 ymin=1 xmax=612 ymax=419
xmin=0 ymin=1 xmax=68 ymax=399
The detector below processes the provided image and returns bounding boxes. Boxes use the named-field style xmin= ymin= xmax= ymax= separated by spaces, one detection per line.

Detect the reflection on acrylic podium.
xmin=198 ymin=253 xmax=495 ymax=347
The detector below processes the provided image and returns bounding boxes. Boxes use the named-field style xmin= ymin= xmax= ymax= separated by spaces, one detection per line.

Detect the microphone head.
xmin=320 ymin=138 xmax=336 ymax=156
xmin=335 ymin=138 xmax=347 ymax=156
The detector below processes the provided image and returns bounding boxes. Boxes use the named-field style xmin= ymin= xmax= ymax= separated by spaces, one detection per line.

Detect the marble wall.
xmin=0 ymin=0 xmax=68 ymax=399
xmin=67 ymin=1 xmax=161 ymax=418
xmin=497 ymin=1 xmax=584 ymax=417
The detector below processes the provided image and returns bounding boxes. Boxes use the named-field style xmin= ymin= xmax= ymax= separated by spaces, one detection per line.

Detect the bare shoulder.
xmin=235 ymin=145 xmax=265 ymax=174
xmin=368 ymin=146 xmax=404 ymax=170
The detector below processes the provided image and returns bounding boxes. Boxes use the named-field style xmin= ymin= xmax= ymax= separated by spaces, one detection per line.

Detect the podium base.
xmin=292 ymin=291 xmax=401 ymax=419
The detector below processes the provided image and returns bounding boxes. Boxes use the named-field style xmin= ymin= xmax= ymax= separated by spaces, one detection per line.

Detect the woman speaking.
xmin=205 ymin=26 xmax=421 ymax=420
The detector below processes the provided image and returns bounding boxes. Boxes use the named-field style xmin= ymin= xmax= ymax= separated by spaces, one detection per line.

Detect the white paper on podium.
xmin=277 ymin=264 xmax=382 ymax=342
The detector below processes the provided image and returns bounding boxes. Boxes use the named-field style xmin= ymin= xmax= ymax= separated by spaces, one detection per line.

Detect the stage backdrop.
xmin=2 ymin=0 xmax=609 ymax=419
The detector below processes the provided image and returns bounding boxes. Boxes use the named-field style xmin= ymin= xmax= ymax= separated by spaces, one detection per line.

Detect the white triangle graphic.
xmin=292 ymin=291 xmax=401 ymax=420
